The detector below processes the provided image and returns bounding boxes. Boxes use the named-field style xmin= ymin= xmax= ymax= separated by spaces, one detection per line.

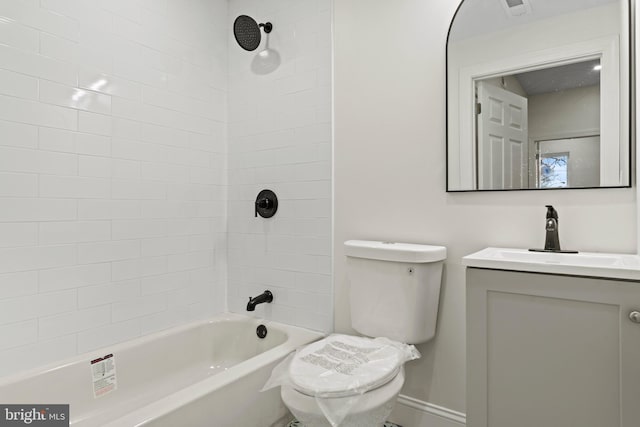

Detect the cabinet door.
xmin=467 ymin=268 xmax=640 ymax=427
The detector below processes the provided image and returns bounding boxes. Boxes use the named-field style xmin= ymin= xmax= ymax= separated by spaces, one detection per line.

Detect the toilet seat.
xmin=281 ymin=366 xmax=406 ymax=425
xmin=288 ymin=335 xmax=405 ymax=398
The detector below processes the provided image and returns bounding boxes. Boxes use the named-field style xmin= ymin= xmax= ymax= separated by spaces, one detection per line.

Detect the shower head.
xmin=233 ymin=15 xmax=273 ymax=51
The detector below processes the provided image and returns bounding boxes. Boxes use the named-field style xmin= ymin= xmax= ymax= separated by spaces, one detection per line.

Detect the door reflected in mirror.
xmin=447 ymin=0 xmax=631 ymax=191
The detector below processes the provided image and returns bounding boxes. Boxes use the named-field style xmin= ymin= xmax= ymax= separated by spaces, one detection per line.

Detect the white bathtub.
xmin=0 ymin=313 xmax=323 ymax=427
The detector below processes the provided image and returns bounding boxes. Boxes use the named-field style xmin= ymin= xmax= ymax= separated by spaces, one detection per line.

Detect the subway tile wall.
xmin=227 ymin=0 xmax=332 ymax=331
xmin=0 ymin=0 xmax=228 ymax=376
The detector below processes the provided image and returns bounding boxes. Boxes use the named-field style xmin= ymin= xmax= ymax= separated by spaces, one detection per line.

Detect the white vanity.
xmin=463 ymin=248 xmax=640 ymax=427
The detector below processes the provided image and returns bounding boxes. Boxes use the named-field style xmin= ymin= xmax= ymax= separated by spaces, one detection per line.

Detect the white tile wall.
xmin=0 ymin=0 xmax=333 ymax=377
xmin=0 ymin=0 xmax=228 ymax=376
xmin=227 ymin=0 xmax=332 ymax=332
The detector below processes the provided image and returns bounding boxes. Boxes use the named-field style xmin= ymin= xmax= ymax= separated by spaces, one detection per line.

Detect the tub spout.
xmin=247 ymin=290 xmax=273 ymax=311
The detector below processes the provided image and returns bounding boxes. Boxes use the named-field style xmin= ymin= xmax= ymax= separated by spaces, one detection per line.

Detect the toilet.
xmin=281 ymin=240 xmax=446 ymax=427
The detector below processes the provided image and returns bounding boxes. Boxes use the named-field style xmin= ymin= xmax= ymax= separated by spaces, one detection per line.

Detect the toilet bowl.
xmin=279 ymin=240 xmax=446 ymax=426
xmin=281 ymin=366 xmax=404 ymax=427
xmin=280 ymin=333 xmax=412 ymax=427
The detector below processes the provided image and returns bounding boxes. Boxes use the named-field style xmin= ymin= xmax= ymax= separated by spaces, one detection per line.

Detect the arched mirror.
xmin=446 ymin=0 xmax=631 ymax=191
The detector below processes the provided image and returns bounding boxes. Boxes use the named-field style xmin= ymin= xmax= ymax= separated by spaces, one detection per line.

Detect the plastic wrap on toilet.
xmin=261 ymin=334 xmax=420 ymax=427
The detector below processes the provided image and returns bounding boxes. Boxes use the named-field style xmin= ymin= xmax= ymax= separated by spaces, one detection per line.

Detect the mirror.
xmin=446 ymin=0 xmax=631 ymax=191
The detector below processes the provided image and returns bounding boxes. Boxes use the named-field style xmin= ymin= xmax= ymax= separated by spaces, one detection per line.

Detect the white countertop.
xmin=462 ymin=247 xmax=640 ymax=281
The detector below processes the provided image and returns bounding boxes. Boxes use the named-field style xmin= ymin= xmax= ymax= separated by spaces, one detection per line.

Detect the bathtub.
xmin=0 ymin=313 xmax=323 ymax=427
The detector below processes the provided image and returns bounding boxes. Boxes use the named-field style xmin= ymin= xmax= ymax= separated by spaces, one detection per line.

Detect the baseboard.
xmin=388 ymin=394 xmax=466 ymax=427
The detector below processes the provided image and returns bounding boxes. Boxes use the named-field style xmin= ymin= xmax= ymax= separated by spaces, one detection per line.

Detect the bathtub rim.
xmin=0 ymin=312 xmax=324 ymax=389
xmin=101 ymin=314 xmax=325 ymax=426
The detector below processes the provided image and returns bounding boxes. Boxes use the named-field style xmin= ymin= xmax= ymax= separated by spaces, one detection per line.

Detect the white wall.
xmin=529 ymin=85 xmax=601 ymax=140
xmin=448 ymin=3 xmax=622 ymax=76
xmin=334 ymin=0 xmax=636 ymax=413
xmin=0 ymin=0 xmax=228 ymax=377
xmin=226 ymin=0 xmax=332 ymax=332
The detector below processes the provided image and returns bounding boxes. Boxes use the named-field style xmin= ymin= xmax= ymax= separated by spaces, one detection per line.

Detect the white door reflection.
xmin=476 ymin=80 xmax=528 ymax=190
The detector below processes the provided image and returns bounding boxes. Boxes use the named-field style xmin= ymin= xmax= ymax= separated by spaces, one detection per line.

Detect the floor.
xmin=287 ymin=421 xmax=402 ymax=427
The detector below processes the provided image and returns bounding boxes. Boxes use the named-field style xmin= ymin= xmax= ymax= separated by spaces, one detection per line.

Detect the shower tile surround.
xmin=0 ymin=0 xmax=332 ymax=376
xmin=226 ymin=0 xmax=332 ymax=331
xmin=0 ymin=0 xmax=230 ymax=376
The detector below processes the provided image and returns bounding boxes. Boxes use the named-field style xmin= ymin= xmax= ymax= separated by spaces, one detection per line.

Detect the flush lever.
xmin=629 ymin=311 xmax=640 ymax=323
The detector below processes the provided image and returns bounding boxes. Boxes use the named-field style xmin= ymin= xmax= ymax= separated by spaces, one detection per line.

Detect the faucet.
xmin=544 ymin=205 xmax=560 ymax=251
xmin=246 ymin=290 xmax=273 ymax=311
xmin=529 ymin=205 xmax=578 ymax=253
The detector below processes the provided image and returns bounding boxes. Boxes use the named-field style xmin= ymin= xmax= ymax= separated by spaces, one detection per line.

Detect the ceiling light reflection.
xmin=89 ymin=79 xmax=108 ymax=91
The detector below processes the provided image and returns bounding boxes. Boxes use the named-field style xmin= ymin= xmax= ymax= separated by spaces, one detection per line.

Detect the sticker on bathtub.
xmin=90 ymin=353 xmax=117 ymax=398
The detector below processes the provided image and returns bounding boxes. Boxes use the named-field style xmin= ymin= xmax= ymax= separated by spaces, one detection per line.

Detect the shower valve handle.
xmin=254 ymin=189 xmax=278 ymax=218
xmin=255 ymin=198 xmax=271 ymax=217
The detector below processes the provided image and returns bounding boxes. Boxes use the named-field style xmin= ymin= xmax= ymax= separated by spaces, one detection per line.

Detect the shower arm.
xmin=259 ymin=22 xmax=273 ymax=33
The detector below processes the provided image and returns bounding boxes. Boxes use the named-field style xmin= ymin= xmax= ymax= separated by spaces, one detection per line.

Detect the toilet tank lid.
xmin=344 ymin=240 xmax=446 ymax=263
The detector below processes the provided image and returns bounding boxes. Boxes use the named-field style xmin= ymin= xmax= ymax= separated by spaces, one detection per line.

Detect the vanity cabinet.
xmin=466 ymin=268 xmax=640 ymax=427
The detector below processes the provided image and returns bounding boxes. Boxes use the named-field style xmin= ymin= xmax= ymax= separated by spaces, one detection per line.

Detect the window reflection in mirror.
xmin=446 ymin=0 xmax=630 ymax=192
xmin=539 ymin=153 xmax=569 ymax=188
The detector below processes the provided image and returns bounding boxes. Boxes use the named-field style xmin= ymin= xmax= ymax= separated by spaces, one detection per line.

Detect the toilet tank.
xmin=345 ymin=240 xmax=446 ymax=344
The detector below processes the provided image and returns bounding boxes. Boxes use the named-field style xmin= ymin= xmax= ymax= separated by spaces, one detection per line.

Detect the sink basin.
xmin=463 ymin=247 xmax=640 ymax=280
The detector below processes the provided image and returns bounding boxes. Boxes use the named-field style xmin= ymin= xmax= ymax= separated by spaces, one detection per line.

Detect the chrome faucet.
xmin=246 ymin=290 xmax=273 ymax=311
xmin=544 ymin=205 xmax=560 ymax=251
